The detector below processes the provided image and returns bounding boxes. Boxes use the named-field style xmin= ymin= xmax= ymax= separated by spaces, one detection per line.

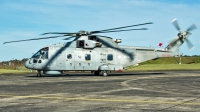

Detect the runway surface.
xmin=0 ymin=71 xmax=200 ymax=112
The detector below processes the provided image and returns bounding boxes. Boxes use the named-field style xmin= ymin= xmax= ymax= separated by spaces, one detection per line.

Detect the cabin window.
xmin=107 ymin=54 xmax=113 ymax=61
xmin=85 ymin=54 xmax=91 ymax=60
xmin=67 ymin=54 xmax=72 ymax=59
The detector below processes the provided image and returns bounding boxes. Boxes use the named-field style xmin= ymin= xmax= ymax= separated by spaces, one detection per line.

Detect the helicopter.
xmin=4 ymin=19 xmax=197 ymax=77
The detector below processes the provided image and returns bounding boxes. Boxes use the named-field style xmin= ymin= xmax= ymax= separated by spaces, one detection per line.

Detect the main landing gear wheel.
xmin=103 ymin=71 xmax=108 ymax=77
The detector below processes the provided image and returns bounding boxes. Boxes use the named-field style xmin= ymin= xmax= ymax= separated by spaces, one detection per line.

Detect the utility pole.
xmin=179 ymin=54 xmax=182 ymax=64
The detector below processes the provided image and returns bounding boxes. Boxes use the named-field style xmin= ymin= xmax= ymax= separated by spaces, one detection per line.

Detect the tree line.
xmin=0 ymin=58 xmax=28 ymax=70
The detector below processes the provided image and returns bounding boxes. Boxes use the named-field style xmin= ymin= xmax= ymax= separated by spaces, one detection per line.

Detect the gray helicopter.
xmin=4 ymin=19 xmax=197 ymax=77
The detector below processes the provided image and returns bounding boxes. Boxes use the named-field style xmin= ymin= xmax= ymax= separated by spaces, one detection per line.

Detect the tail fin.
xmin=165 ymin=19 xmax=196 ymax=52
xmin=165 ymin=36 xmax=184 ymax=52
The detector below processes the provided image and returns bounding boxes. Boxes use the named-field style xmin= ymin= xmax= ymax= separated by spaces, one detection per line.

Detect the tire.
xmin=103 ymin=71 xmax=107 ymax=77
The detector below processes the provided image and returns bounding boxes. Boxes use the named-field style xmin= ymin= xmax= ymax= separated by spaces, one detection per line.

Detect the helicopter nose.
xmin=24 ymin=59 xmax=32 ymax=69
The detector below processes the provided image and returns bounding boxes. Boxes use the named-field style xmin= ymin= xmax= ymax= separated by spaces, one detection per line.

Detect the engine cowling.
xmin=114 ymin=39 xmax=122 ymax=43
xmin=77 ymin=40 xmax=102 ymax=48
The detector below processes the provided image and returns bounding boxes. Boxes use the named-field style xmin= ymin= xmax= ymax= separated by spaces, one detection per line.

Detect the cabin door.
xmin=74 ymin=50 xmax=85 ymax=70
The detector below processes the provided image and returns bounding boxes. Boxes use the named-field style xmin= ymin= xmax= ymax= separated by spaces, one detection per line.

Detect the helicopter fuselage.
xmin=24 ymin=35 xmax=180 ymax=75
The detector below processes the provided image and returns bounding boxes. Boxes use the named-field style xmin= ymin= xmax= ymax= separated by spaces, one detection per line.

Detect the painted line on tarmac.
xmin=0 ymin=94 xmax=200 ymax=106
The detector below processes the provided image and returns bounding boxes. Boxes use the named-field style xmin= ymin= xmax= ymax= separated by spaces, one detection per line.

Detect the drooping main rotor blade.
xmin=41 ymin=22 xmax=152 ymax=36
xmin=41 ymin=32 xmax=77 ymax=35
xmin=187 ymin=24 xmax=197 ymax=32
xmin=91 ymin=22 xmax=153 ymax=34
xmin=95 ymin=28 xmax=148 ymax=33
xmin=63 ymin=36 xmax=75 ymax=40
xmin=4 ymin=22 xmax=152 ymax=44
xmin=185 ymin=38 xmax=194 ymax=50
xmin=172 ymin=18 xmax=181 ymax=31
xmin=4 ymin=35 xmax=67 ymax=44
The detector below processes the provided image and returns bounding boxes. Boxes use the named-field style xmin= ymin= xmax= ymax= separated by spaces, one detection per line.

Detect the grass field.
xmin=127 ymin=64 xmax=200 ymax=71
xmin=0 ymin=69 xmax=34 ymax=75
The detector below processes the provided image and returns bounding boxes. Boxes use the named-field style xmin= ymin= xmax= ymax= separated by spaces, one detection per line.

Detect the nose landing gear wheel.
xmin=37 ymin=73 xmax=41 ymax=77
xmin=37 ymin=70 xmax=42 ymax=77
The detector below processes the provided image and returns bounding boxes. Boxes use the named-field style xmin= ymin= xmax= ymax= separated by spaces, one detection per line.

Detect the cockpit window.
xmin=41 ymin=47 xmax=49 ymax=51
xmin=42 ymin=52 xmax=48 ymax=59
xmin=32 ymin=51 xmax=42 ymax=59
xmin=31 ymin=47 xmax=49 ymax=59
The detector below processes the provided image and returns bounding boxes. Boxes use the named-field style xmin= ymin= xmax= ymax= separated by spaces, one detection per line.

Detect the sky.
xmin=0 ymin=0 xmax=200 ymax=62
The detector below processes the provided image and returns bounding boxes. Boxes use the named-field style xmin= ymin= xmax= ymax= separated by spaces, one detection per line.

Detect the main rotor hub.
xmin=78 ymin=30 xmax=90 ymax=36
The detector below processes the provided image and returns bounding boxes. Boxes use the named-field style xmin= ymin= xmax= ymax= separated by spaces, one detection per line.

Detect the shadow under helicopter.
xmin=27 ymin=72 xmax=165 ymax=77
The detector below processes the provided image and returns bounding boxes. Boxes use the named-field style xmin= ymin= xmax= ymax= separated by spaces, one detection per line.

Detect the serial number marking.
xmin=162 ymin=54 xmax=171 ymax=57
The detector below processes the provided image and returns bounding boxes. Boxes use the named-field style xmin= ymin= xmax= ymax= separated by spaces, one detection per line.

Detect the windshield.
xmin=31 ymin=47 xmax=49 ymax=59
xmin=31 ymin=51 xmax=42 ymax=59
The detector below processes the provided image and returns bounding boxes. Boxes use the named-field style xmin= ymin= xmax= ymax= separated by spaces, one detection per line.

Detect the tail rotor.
xmin=171 ymin=18 xmax=197 ymax=50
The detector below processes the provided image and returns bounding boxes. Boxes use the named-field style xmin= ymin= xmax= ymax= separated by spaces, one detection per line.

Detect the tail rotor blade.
xmin=187 ymin=24 xmax=197 ymax=32
xmin=185 ymin=38 xmax=194 ymax=50
xmin=172 ymin=18 xmax=181 ymax=31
